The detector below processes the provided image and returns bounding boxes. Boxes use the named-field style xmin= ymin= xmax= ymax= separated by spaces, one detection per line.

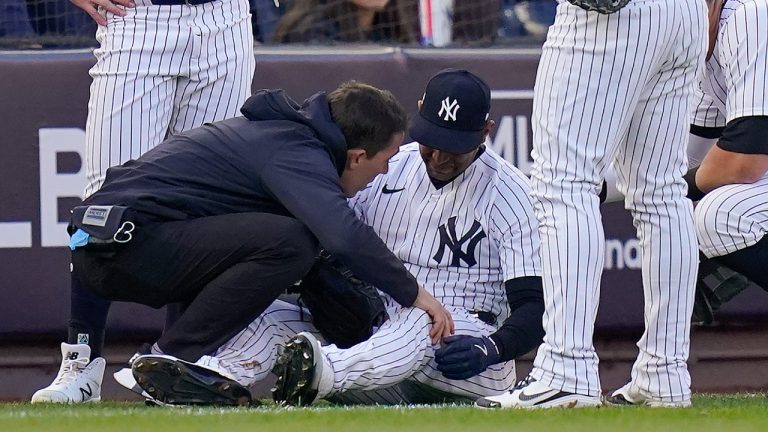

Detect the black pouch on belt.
xmin=70 ymin=205 xmax=136 ymax=245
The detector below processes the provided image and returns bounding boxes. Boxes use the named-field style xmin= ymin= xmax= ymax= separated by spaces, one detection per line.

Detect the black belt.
xmin=151 ymin=0 xmax=218 ymax=5
xmin=469 ymin=311 xmax=497 ymax=326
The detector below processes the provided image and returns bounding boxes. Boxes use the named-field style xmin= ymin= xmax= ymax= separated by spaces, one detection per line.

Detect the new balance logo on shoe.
xmin=80 ymin=383 xmax=93 ymax=401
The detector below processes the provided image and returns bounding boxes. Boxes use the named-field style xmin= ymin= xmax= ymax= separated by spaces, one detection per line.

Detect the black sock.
xmin=711 ymin=236 xmax=768 ymax=289
xmin=67 ymin=269 xmax=111 ymax=359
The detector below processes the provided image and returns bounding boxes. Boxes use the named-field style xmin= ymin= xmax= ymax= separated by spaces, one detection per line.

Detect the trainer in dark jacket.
xmin=71 ymin=82 xmax=454 ymax=363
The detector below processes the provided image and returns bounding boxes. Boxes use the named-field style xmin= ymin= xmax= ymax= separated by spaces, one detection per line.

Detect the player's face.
xmin=419 ymin=144 xmax=481 ymax=182
xmin=340 ymin=132 xmax=404 ymax=197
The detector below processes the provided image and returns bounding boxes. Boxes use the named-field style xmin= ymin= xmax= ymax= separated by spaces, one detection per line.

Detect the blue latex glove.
xmin=434 ymin=334 xmax=501 ymax=380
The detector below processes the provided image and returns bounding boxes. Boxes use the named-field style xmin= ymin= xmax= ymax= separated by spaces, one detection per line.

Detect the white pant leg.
xmin=323 ymin=306 xmax=433 ymax=395
xmin=324 ymin=307 xmax=516 ymax=404
xmin=84 ymin=0 xmax=254 ymax=197
xmin=409 ymin=307 xmax=516 ymax=400
xmin=84 ymin=6 xmax=187 ymax=196
xmin=612 ymin=2 xmax=706 ymax=404
xmin=169 ymin=0 xmax=255 ymax=133
xmin=695 ymin=175 xmax=768 ymax=258
xmin=209 ymin=300 xmax=319 ymax=386
xmin=529 ymin=0 xmax=706 ymax=398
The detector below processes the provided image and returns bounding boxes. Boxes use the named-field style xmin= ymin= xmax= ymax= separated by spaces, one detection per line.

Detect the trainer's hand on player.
xmin=435 ymin=335 xmax=500 ymax=380
xmin=413 ymin=285 xmax=454 ymax=344
xmin=71 ymin=0 xmax=135 ymax=26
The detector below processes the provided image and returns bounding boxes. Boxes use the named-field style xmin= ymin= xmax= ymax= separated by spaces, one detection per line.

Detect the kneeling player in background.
xmin=676 ymin=0 xmax=768 ymax=328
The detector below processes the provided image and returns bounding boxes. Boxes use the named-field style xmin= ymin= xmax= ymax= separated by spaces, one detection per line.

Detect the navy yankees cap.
xmin=409 ymin=69 xmax=491 ymax=154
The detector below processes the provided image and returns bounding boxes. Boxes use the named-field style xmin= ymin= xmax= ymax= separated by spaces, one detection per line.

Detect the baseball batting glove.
xmin=435 ymin=335 xmax=500 ymax=380
xmin=567 ymin=0 xmax=630 ymax=14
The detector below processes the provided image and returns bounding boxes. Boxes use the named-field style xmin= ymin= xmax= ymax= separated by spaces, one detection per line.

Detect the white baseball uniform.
xmin=83 ymin=0 xmax=255 ymax=197
xmin=528 ymin=0 xmax=707 ymax=403
xmin=692 ymin=0 xmax=768 ymax=259
xmin=211 ymin=142 xmax=542 ymax=403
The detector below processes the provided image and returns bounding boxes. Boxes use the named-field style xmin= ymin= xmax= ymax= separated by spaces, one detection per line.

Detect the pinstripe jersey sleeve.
xmin=718 ymin=0 xmax=768 ymax=122
xmin=487 ymin=169 xmax=542 ymax=282
xmin=691 ymin=88 xmax=727 ymax=128
xmin=348 ymin=185 xmax=374 ymax=223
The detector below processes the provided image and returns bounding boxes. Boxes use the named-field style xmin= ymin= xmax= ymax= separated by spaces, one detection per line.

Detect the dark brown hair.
xmin=327 ymin=81 xmax=408 ymax=155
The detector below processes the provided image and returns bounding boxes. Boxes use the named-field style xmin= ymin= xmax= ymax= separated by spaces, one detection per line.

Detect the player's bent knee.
xmin=694 ymin=194 xmax=729 ymax=254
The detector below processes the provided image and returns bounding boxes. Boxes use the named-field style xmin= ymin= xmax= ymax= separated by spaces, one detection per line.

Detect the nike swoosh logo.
xmin=517 ymin=388 xmax=556 ymax=402
xmin=381 ymin=185 xmax=405 ymax=194
xmin=473 ymin=344 xmax=488 ymax=356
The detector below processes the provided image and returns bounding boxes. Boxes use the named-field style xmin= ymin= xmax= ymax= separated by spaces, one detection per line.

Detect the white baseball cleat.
xmin=604 ymin=382 xmax=691 ymax=408
xmin=475 ymin=376 xmax=602 ymax=409
xmin=31 ymin=343 xmax=105 ymax=404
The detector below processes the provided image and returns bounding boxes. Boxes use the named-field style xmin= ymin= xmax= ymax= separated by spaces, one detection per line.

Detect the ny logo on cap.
xmin=438 ymin=97 xmax=460 ymax=122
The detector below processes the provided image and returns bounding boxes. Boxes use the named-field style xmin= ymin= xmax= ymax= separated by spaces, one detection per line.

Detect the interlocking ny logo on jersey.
xmin=433 ymin=216 xmax=486 ymax=267
xmin=438 ymin=97 xmax=460 ymax=121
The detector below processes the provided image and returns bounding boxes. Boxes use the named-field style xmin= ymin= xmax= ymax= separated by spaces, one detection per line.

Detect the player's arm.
xmin=71 ymin=0 xmax=135 ymax=26
xmin=435 ymin=175 xmax=544 ymax=380
xmin=687 ymin=117 xmax=768 ymax=198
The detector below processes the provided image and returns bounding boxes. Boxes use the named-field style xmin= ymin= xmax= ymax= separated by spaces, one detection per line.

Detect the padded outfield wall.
xmin=1 ymin=47 xmax=767 ymax=340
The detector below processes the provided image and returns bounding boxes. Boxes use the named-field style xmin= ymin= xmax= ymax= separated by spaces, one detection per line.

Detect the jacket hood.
xmin=241 ymin=89 xmax=348 ymax=173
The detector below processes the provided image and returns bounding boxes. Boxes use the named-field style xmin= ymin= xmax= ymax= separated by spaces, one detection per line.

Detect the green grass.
xmin=1 ymin=395 xmax=767 ymax=432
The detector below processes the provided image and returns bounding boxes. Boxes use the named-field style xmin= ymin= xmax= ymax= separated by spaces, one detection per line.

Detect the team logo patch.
xmin=438 ymin=97 xmax=460 ymax=122
xmin=77 ymin=333 xmax=89 ymax=345
xmin=433 ymin=216 xmax=486 ymax=267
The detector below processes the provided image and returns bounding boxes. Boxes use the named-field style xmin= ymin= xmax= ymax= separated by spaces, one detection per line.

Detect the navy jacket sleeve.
xmin=259 ymin=141 xmax=418 ymax=307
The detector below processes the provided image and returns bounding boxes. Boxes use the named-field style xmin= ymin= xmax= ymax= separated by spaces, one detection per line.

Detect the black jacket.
xmin=84 ymin=90 xmax=418 ymax=307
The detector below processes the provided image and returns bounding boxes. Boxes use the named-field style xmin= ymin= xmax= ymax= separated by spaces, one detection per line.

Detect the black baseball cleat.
xmin=271 ymin=333 xmax=327 ymax=407
xmin=603 ymin=391 xmax=634 ymax=406
xmin=131 ymin=355 xmax=254 ymax=407
xmin=603 ymin=383 xmax=691 ymax=408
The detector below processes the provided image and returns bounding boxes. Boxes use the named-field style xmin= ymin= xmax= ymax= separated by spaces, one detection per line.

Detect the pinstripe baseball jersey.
xmin=693 ymin=0 xmax=768 ymax=128
xmin=349 ymin=142 xmax=541 ymax=322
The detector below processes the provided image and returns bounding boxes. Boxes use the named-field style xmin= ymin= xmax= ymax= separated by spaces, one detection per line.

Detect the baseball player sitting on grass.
xmin=126 ymin=68 xmax=546 ymax=406
xmin=52 ymin=81 xmax=455 ymax=407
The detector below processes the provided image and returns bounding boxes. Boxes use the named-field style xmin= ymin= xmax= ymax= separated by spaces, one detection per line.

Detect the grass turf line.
xmin=0 ymin=394 xmax=766 ymax=432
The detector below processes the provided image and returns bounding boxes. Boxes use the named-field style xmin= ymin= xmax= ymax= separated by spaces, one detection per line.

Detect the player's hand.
xmin=412 ymin=285 xmax=454 ymax=344
xmin=70 ymin=0 xmax=136 ymax=26
xmin=434 ymin=335 xmax=500 ymax=380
